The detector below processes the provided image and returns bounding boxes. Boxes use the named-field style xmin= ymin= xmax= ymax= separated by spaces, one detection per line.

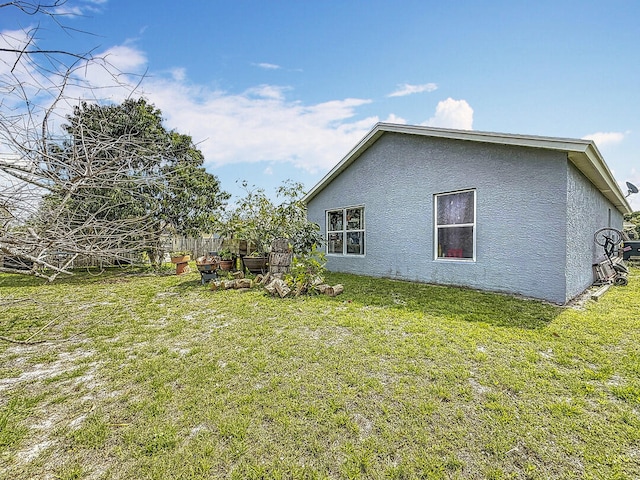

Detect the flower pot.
xmin=219 ymin=259 xmax=234 ymax=271
xmin=243 ymin=256 xmax=268 ymax=274
xmin=171 ymin=254 xmax=190 ymax=264
xmin=175 ymin=261 xmax=190 ymax=275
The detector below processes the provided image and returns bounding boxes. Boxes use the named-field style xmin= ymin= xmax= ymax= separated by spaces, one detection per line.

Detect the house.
xmin=303 ymin=123 xmax=632 ymax=304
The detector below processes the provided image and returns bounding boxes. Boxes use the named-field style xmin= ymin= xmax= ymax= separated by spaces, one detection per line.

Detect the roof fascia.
xmin=302 ymin=125 xmax=386 ymax=204
xmin=374 ymin=123 xmax=597 ymax=153
xmin=569 ymin=144 xmax=631 ymax=214
xmin=302 ymin=123 xmax=632 ymax=214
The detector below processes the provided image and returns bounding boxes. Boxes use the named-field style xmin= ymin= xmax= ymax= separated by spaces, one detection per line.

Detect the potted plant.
xmin=169 ymin=251 xmax=191 ymax=275
xmin=218 ymin=249 xmax=234 ymax=271
xmin=170 ymin=251 xmax=191 ymax=264
xmin=243 ymin=250 xmax=268 ymax=274
xmin=218 ymin=180 xmax=322 ymax=273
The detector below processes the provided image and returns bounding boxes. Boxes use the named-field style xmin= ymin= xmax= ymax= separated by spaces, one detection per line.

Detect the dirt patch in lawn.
xmin=1 ymin=342 xmax=106 ymax=469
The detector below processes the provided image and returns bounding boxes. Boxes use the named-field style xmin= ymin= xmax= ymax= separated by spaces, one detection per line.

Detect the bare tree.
xmin=0 ymin=2 xmax=224 ymax=281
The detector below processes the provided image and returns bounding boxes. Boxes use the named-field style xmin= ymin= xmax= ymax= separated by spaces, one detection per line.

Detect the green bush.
xmin=285 ymin=245 xmax=326 ymax=295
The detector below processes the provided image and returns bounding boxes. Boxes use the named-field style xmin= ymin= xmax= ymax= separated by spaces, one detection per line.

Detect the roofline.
xmin=302 ymin=122 xmax=632 ymax=214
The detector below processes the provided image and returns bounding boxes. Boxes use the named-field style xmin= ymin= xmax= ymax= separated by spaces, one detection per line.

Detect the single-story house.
xmin=303 ymin=123 xmax=632 ymax=304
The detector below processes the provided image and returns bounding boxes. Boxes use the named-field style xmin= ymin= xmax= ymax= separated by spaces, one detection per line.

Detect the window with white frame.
xmin=327 ymin=206 xmax=365 ymax=255
xmin=435 ymin=190 xmax=475 ymax=260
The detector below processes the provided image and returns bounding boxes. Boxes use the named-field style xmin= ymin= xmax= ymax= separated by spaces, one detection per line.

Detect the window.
xmin=435 ymin=190 xmax=475 ymax=260
xmin=327 ymin=206 xmax=364 ymax=255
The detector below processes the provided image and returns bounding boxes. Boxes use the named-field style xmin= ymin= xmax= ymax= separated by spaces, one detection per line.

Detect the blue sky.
xmin=2 ymin=0 xmax=640 ymax=209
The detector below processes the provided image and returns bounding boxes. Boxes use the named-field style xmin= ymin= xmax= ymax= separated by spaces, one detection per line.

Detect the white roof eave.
xmin=302 ymin=123 xmax=632 ymax=214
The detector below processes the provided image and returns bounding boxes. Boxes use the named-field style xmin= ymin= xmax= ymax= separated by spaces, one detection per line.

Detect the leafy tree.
xmin=624 ymin=211 xmax=640 ymax=239
xmin=50 ymin=98 xmax=230 ymax=266
xmin=0 ymin=2 xmax=162 ymax=280
xmin=220 ymin=180 xmax=321 ymax=255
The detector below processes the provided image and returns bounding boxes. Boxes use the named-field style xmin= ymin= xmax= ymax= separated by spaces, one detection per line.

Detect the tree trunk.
xmin=234 ymin=278 xmax=252 ymax=289
xmin=269 ymin=252 xmax=293 ymax=274
xmin=273 ymin=278 xmax=291 ymax=298
xmin=325 ymin=284 xmax=344 ymax=297
xmin=271 ymin=238 xmax=290 ymax=253
xmin=269 ymin=237 xmax=292 ymax=274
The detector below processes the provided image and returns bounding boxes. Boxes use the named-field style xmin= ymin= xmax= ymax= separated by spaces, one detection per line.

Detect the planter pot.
xmin=219 ymin=259 xmax=234 ymax=271
xmin=171 ymin=255 xmax=190 ymax=264
xmin=175 ymin=261 xmax=190 ymax=275
xmin=243 ymin=256 xmax=268 ymax=274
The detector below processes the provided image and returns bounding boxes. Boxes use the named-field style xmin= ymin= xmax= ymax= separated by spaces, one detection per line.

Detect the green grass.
xmin=0 ymin=265 xmax=639 ymax=479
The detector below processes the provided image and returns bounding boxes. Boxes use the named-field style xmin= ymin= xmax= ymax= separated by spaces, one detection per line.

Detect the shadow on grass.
xmin=0 ymin=273 xmax=50 ymax=288
xmin=0 ymin=266 xmax=166 ymax=289
xmin=172 ymin=276 xmax=211 ymax=292
xmin=1 ymin=269 xmax=563 ymax=330
xmin=325 ymin=272 xmax=562 ymax=330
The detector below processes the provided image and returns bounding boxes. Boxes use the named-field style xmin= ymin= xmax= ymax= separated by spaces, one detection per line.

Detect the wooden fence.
xmin=2 ymin=236 xmax=243 ymax=271
xmin=170 ymin=236 xmax=224 ymax=258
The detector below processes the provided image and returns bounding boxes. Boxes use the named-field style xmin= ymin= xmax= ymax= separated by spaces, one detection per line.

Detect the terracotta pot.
xmin=175 ymin=261 xmax=190 ymax=275
xmin=218 ymin=259 xmax=234 ymax=271
xmin=171 ymin=254 xmax=190 ymax=264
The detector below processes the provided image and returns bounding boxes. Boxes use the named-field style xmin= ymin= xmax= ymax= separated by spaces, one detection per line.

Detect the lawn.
xmin=0 ymin=265 xmax=639 ymax=479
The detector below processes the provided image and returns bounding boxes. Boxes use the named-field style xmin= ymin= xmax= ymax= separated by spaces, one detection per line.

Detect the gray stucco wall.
xmin=307 ymin=133 xmax=584 ymax=304
xmin=565 ymin=162 xmax=623 ymax=301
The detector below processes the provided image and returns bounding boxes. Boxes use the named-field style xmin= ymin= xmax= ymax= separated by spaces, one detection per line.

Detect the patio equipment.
xmin=593 ymin=228 xmax=628 ymax=286
xmin=623 ymin=240 xmax=640 ymax=261
xmin=196 ymin=254 xmax=219 ymax=285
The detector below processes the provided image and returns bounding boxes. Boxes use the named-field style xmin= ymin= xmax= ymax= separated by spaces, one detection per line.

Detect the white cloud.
xmin=1 ymin=36 xmax=150 ymax=146
xmin=254 ymin=63 xmax=281 ymax=70
xmin=98 ymin=44 xmax=148 ymax=74
xmin=147 ymin=84 xmax=376 ymax=173
xmin=244 ymin=84 xmax=287 ymax=100
xmin=382 ymin=113 xmax=407 ymax=124
xmin=52 ymin=46 xmax=477 ymax=174
xmin=55 ymin=44 xmax=148 ymax=107
xmin=0 ymin=37 xmax=378 ymax=175
xmin=388 ymin=83 xmax=438 ymax=97
xmin=423 ymin=98 xmax=473 ymax=130
xmin=54 ymin=0 xmax=108 ymax=16
xmin=129 ymin=66 xmax=377 ymax=173
xmin=0 ymin=28 xmax=37 ymax=78
xmin=170 ymin=68 xmax=186 ymax=82
xmin=52 ymin=5 xmax=84 ymax=15
xmin=582 ymin=131 xmax=626 ymax=148
xmin=0 ymin=28 xmax=88 ymax=123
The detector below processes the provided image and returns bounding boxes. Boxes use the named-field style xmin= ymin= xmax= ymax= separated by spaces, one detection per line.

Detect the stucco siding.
xmin=565 ymin=162 xmax=623 ymax=301
xmin=307 ymin=133 xmax=572 ymax=303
